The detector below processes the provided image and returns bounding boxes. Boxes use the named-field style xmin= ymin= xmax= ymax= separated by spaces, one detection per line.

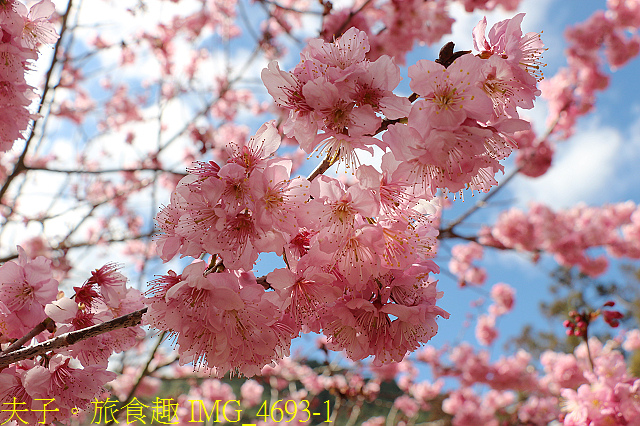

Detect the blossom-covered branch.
xmin=0 ymin=307 xmax=146 ymax=370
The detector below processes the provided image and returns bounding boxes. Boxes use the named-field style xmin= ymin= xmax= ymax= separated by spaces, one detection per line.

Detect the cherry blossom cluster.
xmin=560 ymin=339 xmax=640 ymax=425
xmin=0 ymin=252 xmax=144 ymax=424
xmin=0 ymin=0 xmax=58 ymax=152
xmin=411 ymin=334 xmax=640 ymax=425
xmin=148 ymin=118 xmax=447 ymax=373
xmin=448 ymin=241 xmax=487 ymax=286
xmin=145 ymin=261 xmax=297 ymax=377
xmin=45 ymin=263 xmax=146 ymax=365
xmin=108 ymin=330 xmax=638 ymax=425
xmin=263 ymin=17 xmax=543 ymax=198
xmin=149 ymin=15 xmax=545 ymax=376
xmin=541 ymin=0 xmax=640 ymax=137
xmin=381 ymin=12 xmax=543 ymax=197
xmin=513 ymin=128 xmax=554 ymax=177
xmin=4 ymin=0 xmax=640 ymax=424
xmin=0 ymin=247 xmax=58 ymax=341
xmin=479 ymin=201 xmax=640 ymax=276
xmin=474 ymin=282 xmax=515 ymax=346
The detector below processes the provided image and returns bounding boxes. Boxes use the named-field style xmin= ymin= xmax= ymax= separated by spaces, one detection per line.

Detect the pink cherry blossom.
xmin=108 ymin=365 xmax=161 ymax=400
xmin=408 ymin=55 xmax=492 ymax=130
xmin=482 ymin=202 xmax=640 ymax=276
xmin=489 ymin=282 xmax=515 ymax=315
xmin=623 ymin=329 xmax=640 ymax=352
xmin=302 ymin=175 xmax=378 ymax=249
xmin=240 ymin=379 xmax=264 ymax=408
xmin=248 ymin=161 xmax=308 ymax=235
xmin=302 ymin=79 xmax=379 ymax=137
xmin=393 ymin=394 xmax=420 ymax=418
xmin=0 ymin=246 xmax=58 ymax=338
xmin=20 ymin=0 xmax=59 ymax=49
xmin=475 ymin=314 xmax=498 ymax=346
xmin=333 ymin=225 xmax=384 ymax=286
xmin=85 ymin=263 xmax=128 ymax=307
xmin=514 ymin=129 xmax=554 ymax=177
xmin=22 ymin=354 xmax=117 ymax=421
xmin=351 ymin=55 xmax=411 ymax=119
xmin=448 ymin=242 xmax=487 ymax=286
xmin=0 ymin=363 xmax=39 ymax=425
xmin=145 ymin=262 xmax=295 ymax=377
xmin=365 ymin=0 xmax=454 ymax=65
xmin=473 ymin=13 xmax=545 ymax=84
xmin=477 ymin=55 xmax=537 ymax=119
xmin=227 ymin=120 xmax=282 ymax=173
xmin=267 ymin=265 xmax=340 ymax=332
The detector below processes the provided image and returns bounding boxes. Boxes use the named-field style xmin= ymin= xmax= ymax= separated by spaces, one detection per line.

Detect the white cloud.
xmin=511 ymin=121 xmax=624 ymax=208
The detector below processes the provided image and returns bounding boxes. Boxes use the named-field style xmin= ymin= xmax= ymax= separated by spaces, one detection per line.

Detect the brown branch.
xmin=258 ymin=0 xmax=322 ymax=15
xmin=0 ymin=318 xmax=54 ymax=355
xmin=332 ymin=0 xmax=374 ymax=39
xmin=0 ymin=231 xmax=156 ymax=264
xmin=582 ymin=326 xmax=595 ymax=371
xmin=0 ymin=308 xmax=147 ymax=370
xmin=257 ymin=275 xmax=270 ymax=289
xmin=0 ymin=270 xmax=268 ymax=370
xmin=306 ymin=151 xmax=336 ymax=181
xmin=437 ymin=228 xmax=479 ymax=243
xmin=441 ymin=166 xmax=522 ymax=234
xmin=23 ymin=165 xmax=187 ymax=176
xmin=0 ymin=0 xmax=73 ymax=210
xmin=106 ymin=331 xmax=166 ymax=426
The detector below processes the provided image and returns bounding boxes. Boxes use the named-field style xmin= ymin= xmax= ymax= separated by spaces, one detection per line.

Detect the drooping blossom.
xmin=145 ymin=261 xmax=295 ymax=377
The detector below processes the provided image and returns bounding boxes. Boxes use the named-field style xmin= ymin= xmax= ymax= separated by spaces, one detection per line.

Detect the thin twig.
xmin=442 ymin=166 xmax=522 ymax=234
xmin=333 ymin=0 xmax=374 ymax=38
xmin=23 ymin=165 xmax=186 ymax=176
xmin=0 ymin=231 xmax=156 ymax=264
xmin=0 ymin=308 xmax=147 ymax=370
xmin=0 ymin=0 xmax=73 ymax=213
xmin=0 ymin=318 xmax=53 ymax=355
xmin=442 ymin=109 xmax=565 ymax=237
xmin=258 ymin=0 xmax=321 ymax=15
xmin=306 ymin=153 xmax=334 ymax=181
xmin=106 ymin=331 xmax=166 ymax=426
xmin=583 ymin=330 xmax=595 ymax=371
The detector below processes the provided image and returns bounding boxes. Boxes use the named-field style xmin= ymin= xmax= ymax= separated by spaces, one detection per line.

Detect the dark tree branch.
xmin=0 ymin=308 xmax=147 ymax=370
xmin=0 ymin=318 xmax=54 ymax=356
xmin=106 ymin=331 xmax=166 ymax=426
xmin=307 ymin=151 xmax=336 ymax=181
xmin=0 ymin=0 xmax=73 ymax=212
xmin=23 ymin=165 xmax=187 ymax=176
